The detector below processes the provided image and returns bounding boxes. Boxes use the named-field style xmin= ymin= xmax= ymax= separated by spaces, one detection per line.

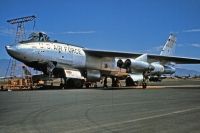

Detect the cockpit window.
xmin=28 ymin=32 xmax=50 ymax=42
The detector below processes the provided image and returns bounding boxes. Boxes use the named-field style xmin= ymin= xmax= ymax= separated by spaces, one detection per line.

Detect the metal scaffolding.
xmin=5 ymin=15 xmax=36 ymax=89
xmin=7 ymin=15 xmax=36 ymax=43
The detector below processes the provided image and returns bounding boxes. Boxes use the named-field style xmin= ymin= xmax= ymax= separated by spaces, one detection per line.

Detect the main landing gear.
xmin=60 ymin=78 xmax=84 ymax=89
xmin=125 ymin=77 xmax=138 ymax=87
xmin=103 ymin=77 xmax=120 ymax=88
xmin=111 ymin=77 xmax=120 ymax=87
xmin=125 ymin=75 xmax=148 ymax=89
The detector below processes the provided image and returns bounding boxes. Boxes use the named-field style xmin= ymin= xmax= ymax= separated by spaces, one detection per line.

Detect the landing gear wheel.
xmin=73 ymin=79 xmax=83 ymax=88
xmin=126 ymin=77 xmax=137 ymax=86
xmin=63 ymin=79 xmax=74 ymax=89
xmin=64 ymin=79 xmax=83 ymax=89
xmin=111 ymin=77 xmax=120 ymax=87
xmin=85 ymin=83 xmax=90 ymax=88
xmin=59 ymin=83 xmax=64 ymax=89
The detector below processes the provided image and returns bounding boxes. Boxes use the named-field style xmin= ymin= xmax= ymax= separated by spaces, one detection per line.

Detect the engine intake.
xmin=117 ymin=59 xmax=124 ymax=68
xmin=124 ymin=59 xmax=131 ymax=68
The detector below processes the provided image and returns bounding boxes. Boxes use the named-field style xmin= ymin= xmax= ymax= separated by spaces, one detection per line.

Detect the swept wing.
xmin=84 ymin=49 xmax=200 ymax=64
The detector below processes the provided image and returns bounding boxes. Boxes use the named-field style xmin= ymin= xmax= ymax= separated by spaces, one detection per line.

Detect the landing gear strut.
xmin=103 ymin=76 xmax=108 ymax=88
xmin=112 ymin=77 xmax=120 ymax=87
xmin=142 ymin=81 xmax=147 ymax=89
xmin=142 ymin=72 xmax=148 ymax=89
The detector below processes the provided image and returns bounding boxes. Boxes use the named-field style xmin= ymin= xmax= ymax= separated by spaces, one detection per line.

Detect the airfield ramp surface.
xmin=0 ymin=79 xmax=200 ymax=133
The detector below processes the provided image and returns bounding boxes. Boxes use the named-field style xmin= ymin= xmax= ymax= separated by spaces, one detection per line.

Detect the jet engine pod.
xmin=124 ymin=59 xmax=150 ymax=71
xmin=86 ymin=69 xmax=101 ymax=82
xmin=150 ymin=63 xmax=164 ymax=74
xmin=148 ymin=64 xmax=155 ymax=71
xmin=164 ymin=66 xmax=176 ymax=74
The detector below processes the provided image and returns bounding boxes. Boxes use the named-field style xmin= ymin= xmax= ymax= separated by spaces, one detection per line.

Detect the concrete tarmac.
xmin=0 ymin=80 xmax=200 ymax=133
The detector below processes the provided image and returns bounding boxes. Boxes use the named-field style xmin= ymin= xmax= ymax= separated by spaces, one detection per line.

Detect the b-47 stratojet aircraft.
xmin=5 ymin=32 xmax=200 ymax=88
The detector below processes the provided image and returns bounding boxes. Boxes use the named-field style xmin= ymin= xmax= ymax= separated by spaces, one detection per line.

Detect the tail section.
xmin=160 ymin=34 xmax=176 ymax=56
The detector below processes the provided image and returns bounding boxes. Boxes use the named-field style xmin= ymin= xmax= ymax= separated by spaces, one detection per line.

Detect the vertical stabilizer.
xmin=160 ymin=34 xmax=176 ymax=56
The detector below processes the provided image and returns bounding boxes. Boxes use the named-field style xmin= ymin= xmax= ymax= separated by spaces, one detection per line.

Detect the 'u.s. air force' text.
xmin=36 ymin=43 xmax=83 ymax=55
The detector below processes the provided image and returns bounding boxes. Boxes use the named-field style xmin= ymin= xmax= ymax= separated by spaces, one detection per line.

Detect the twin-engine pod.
xmin=149 ymin=63 xmax=176 ymax=75
xmin=116 ymin=54 xmax=175 ymax=75
xmin=150 ymin=63 xmax=164 ymax=74
xmin=163 ymin=65 xmax=176 ymax=74
xmin=116 ymin=56 xmax=154 ymax=72
xmin=116 ymin=54 xmax=155 ymax=72
xmin=124 ymin=59 xmax=151 ymax=71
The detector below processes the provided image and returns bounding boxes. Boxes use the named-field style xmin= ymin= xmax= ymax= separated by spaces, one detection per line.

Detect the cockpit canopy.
xmin=28 ymin=32 xmax=50 ymax=42
xmin=20 ymin=32 xmax=82 ymax=48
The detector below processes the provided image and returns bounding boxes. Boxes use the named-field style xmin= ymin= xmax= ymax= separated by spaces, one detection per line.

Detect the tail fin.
xmin=160 ymin=34 xmax=176 ymax=56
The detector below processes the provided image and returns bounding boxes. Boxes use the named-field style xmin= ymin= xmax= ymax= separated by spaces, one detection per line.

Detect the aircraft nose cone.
xmin=6 ymin=45 xmax=14 ymax=53
xmin=5 ymin=45 xmax=19 ymax=58
xmin=5 ymin=45 xmax=12 ymax=51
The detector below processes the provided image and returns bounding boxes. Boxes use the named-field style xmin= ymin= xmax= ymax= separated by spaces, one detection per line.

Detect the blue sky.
xmin=0 ymin=0 xmax=200 ymax=71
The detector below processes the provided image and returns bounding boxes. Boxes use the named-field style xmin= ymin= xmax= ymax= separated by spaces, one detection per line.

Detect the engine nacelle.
xmin=116 ymin=58 xmax=127 ymax=68
xmin=86 ymin=70 xmax=101 ymax=82
xmin=164 ymin=66 xmax=176 ymax=74
xmin=150 ymin=63 xmax=164 ymax=74
xmin=124 ymin=59 xmax=150 ymax=71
